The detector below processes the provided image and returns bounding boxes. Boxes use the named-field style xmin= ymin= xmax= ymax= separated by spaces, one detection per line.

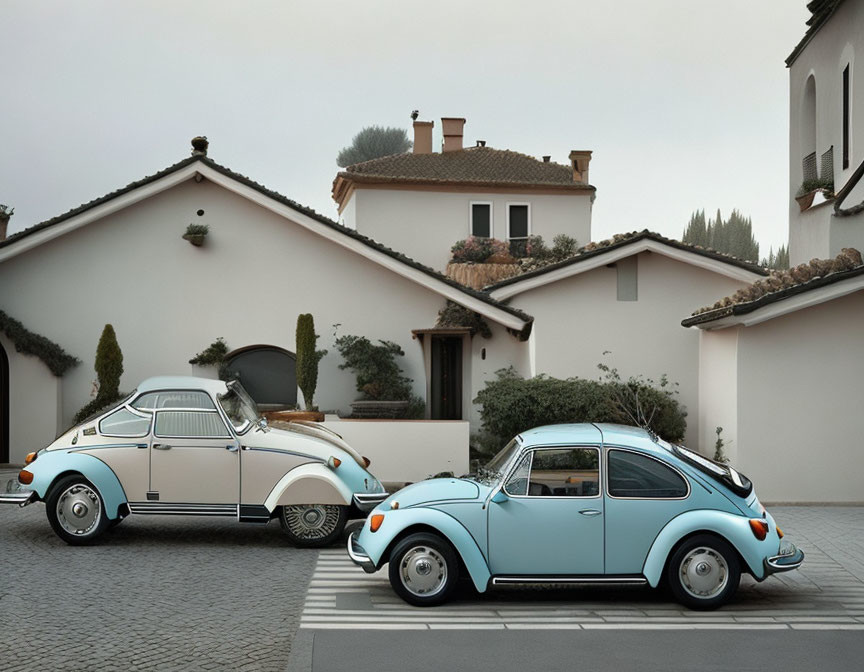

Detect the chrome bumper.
xmin=764 ymin=542 xmax=805 ymax=574
xmin=352 ymin=492 xmax=388 ymax=513
xmin=1 ymin=479 xmax=35 ymax=506
xmin=347 ymin=531 xmax=377 ymax=573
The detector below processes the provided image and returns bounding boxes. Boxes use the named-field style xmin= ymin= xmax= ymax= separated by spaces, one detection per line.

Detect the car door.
xmin=487 ymin=445 xmax=604 ymax=576
xmin=148 ymin=404 xmax=239 ymax=505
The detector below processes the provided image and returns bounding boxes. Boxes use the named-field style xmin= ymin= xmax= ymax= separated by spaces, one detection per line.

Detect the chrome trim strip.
xmin=129 ymin=502 xmax=238 ymax=516
xmin=242 ymin=446 xmax=325 ymax=463
xmin=353 ymin=492 xmax=389 ymax=512
xmin=764 ymin=548 xmax=805 ymax=573
xmin=0 ymin=490 xmax=35 ymax=506
xmin=492 ymin=576 xmax=647 ymax=586
xmin=347 ymin=532 xmax=376 ymax=573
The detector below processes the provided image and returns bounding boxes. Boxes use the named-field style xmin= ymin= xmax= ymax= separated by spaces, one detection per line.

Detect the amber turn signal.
xmin=776 ymin=526 xmax=784 ymax=539
xmin=328 ymin=456 xmax=342 ymax=469
xmin=24 ymin=452 xmax=37 ymax=465
xmin=370 ymin=514 xmax=384 ymax=532
xmin=749 ymin=518 xmax=769 ymax=540
xmin=18 ymin=470 xmax=33 ymax=485
xmin=362 ymin=456 xmax=371 ymax=468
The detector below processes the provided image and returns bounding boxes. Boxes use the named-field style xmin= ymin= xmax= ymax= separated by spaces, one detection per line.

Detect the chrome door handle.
xmin=226 ymin=444 xmax=238 ymax=452
xmin=152 ymin=443 xmax=172 ymax=450
xmin=579 ymin=509 xmax=602 ymax=516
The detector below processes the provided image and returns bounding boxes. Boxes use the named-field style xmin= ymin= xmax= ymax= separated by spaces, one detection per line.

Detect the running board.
xmin=128 ymin=502 xmax=238 ymax=517
xmin=492 ymin=575 xmax=647 ymax=586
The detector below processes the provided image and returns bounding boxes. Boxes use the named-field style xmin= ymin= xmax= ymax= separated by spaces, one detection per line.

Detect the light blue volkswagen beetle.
xmin=347 ymin=424 xmax=804 ymax=609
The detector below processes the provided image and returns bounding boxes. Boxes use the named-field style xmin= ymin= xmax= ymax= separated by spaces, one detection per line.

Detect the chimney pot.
xmin=568 ymin=150 xmax=592 ymax=184
xmin=413 ymin=120 xmax=434 ymax=154
xmin=441 ymin=117 xmax=466 ymax=152
xmin=476 ymin=140 xmax=486 ymax=148
xmin=542 ymin=155 xmax=551 ymax=163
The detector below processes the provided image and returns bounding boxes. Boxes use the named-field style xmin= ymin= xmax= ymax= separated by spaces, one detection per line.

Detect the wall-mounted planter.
xmin=182 ymin=233 xmax=207 ymax=247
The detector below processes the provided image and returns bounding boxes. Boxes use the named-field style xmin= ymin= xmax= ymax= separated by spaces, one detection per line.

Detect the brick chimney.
xmin=413 ymin=120 xmax=434 ymax=154
xmin=441 ymin=117 xmax=466 ymax=152
xmin=569 ymin=150 xmax=592 ymax=184
xmin=0 ymin=205 xmax=13 ymax=242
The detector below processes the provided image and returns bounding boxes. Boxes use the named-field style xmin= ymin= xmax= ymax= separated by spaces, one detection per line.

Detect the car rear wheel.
xmin=666 ymin=534 xmax=741 ymax=610
xmin=279 ymin=504 xmax=348 ymax=547
xmin=45 ymin=475 xmax=110 ymax=546
xmin=388 ymin=532 xmax=460 ymax=607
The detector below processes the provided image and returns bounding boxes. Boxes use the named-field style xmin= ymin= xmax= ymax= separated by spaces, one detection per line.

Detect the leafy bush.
xmin=95 ymin=324 xmax=123 ymax=401
xmin=185 ymin=223 xmax=209 ymax=236
xmin=451 ymin=236 xmax=501 ymax=263
xmin=551 ymin=234 xmax=579 ymax=260
xmin=436 ymin=301 xmax=492 ymax=338
xmin=796 ymin=177 xmax=834 ymax=197
xmin=189 ymin=337 xmax=229 ymax=366
xmin=296 ymin=314 xmax=327 ymax=410
xmin=334 ymin=334 xmax=413 ymax=401
xmin=509 ymin=234 xmax=548 ymax=259
xmin=337 ymin=126 xmax=412 ymax=167
xmin=474 ymin=367 xmax=687 ymax=445
xmin=0 ymin=310 xmax=79 ymax=376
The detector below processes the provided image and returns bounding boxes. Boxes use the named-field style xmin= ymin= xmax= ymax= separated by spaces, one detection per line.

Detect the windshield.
xmin=217 ymin=381 xmax=259 ymax=434
xmin=483 ymin=438 xmax=521 ymax=476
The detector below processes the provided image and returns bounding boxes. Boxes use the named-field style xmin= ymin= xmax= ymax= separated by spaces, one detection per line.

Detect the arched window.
xmin=801 ymin=74 xmax=817 ymax=181
xmin=223 ymin=345 xmax=297 ymax=409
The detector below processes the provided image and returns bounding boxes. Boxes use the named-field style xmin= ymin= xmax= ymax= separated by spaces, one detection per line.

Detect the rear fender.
xmin=356 ymin=508 xmax=491 ymax=593
xmin=264 ymin=463 xmax=352 ymax=512
xmin=643 ymin=509 xmax=772 ymax=586
xmin=27 ymin=450 xmax=128 ymax=520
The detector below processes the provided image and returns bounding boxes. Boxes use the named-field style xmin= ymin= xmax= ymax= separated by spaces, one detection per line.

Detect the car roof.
xmin=519 ymin=423 xmax=660 ymax=451
xmin=136 ymin=376 xmax=228 ymax=396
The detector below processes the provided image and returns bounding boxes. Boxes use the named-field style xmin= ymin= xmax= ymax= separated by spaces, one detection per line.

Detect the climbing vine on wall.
xmin=0 ymin=310 xmax=80 ymax=376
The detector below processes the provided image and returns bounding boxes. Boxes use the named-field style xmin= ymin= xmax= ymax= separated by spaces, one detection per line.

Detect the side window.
xmin=527 ymin=448 xmax=599 ymax=497
xmin=99 ymin=408 xmax=151 ymax=437
xmin=155 ymin=411 xmax=231 ymax=438
xmin=470 ymin=202 xmax=492 ymax=238
xmin=503 ymin=453 xmax=532 ymax=496
xmin=608 ymin=450 xmax=688 ymax=499
xmin=133 ymin=391 xmax=215 ymax=411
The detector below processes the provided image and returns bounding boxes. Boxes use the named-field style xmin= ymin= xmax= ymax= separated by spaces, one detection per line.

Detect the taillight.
xmin=749 ymin=518 xmax=769 ymax=540
xmin=370 ymin=514 xmax=384 ymax=532
xmin=18 ymin=470 xmax=33 ymax=485
xmin=24 ymin=452 xmax=37 ymax=465
xmin=362 ymin=456 xmax=371 ymax=468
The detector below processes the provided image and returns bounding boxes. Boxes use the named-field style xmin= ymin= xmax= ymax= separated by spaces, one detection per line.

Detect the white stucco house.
xmin=333 ymin=117 xmax=595 ymax=271
xmin=788 ymin=0 xmax=864 ymax=264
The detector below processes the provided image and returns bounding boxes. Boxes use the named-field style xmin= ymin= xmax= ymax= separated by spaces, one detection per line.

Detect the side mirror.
xmin=257 ymin=417 xmax=269 ymax=431
xmin=491 ymin=489 xmax=509 ymax=504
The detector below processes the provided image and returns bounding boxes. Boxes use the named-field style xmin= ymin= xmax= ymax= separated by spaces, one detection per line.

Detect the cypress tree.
xmin=95 ymin=324 xmax=123 ymax=401
xmin=296 ymin=314 xmax=327 ymax=410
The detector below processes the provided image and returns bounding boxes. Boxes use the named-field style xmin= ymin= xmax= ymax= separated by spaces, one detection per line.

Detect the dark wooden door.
xmin=0 ymin=340 xmax=8 ymax=464
xmin=431 ymin=336 xmax=462 ymax=420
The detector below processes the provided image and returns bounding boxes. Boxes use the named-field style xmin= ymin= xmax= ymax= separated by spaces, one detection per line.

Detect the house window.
xmin=507 ymin=203 xmax=530 ymax=240
xmin=843 ymin=64 xmax=850 ymax=170
xmin=616 ymin=256 xmax=638 ymax=301
xmin=802 ymin=74 xmax=817 ymax=181
xmin=470 ymin=202 xmax=492 ymax=238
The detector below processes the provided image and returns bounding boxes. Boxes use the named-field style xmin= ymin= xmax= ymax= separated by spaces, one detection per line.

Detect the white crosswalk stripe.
xmin=300 ymin=549 xmax=864 ymax=630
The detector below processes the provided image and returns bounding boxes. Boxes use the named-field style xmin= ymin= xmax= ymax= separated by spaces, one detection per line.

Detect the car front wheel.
xmin=388 ymin=532 xmax=460 ymax=607
xmin=666 ymin=534 xmax=741 ymax=610
xmin=45 ymin=475 xmax=110 ymax=545
xmin=279 ymin=504 xmax=348 ymax=547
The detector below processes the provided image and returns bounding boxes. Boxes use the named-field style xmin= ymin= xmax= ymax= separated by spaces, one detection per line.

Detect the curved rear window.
xmin=672 ymin=445 xmax=752 ymax=498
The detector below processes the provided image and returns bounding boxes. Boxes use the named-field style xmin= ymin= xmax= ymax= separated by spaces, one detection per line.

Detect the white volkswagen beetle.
xmin=1 ymin=376 xmax=387 ymax=546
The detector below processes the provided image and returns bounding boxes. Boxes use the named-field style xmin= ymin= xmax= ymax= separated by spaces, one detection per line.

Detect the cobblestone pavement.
xmin=0 ymin=482 xmax=318 ymax=672
xmin=301 ymin=507 xmax=864 ymax=630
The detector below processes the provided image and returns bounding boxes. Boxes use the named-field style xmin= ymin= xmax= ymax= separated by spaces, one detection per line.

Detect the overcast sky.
xmin=1 ymin=1 xmax=808 ymax=254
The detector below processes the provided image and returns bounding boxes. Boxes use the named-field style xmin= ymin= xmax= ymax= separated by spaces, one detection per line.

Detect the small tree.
xmin=95 ymin=324 xmax=124 ymax=401
xmin=336 ymin=126 xmax=412 ymax=167
xmin=296 ymin=314 xmax=327 ymax=410
xmin=334 ymin=334 xmax=413 ymax=400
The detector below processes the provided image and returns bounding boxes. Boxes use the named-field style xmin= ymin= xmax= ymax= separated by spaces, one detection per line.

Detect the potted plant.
xmin=191 ymin=135 xmax=209 ymax=155
xmin=188 ymin=337 xmax=229 ymax=378
xmin=795 ymin=177 xmax=834 ymax=212
xmin=183 ymin=223 xmax=209 ymax=246
xmin=334 ymin=334 xmax=415 ymax=418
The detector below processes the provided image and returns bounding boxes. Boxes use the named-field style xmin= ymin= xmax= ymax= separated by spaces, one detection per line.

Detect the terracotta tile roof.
xmin=332 ymin=146 xmax=593 ymax=204
xmin=786 ymin=0 xmax=845 ymax=66
xmin=682 ymin=248 xmax=864 ymax=326
xmin=485 ymin=230 xmax=768 ymax=291
xmin=0 ymin=154 xmax=533 ymax=329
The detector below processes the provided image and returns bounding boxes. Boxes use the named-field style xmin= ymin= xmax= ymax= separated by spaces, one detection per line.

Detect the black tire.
xmin=279 ymin=504 xmax=348 ymax=548
xmin=45 ymin=475 xmax=110 ymax=546
xmin=388 ymin=532 xmax=460 ymax=607
xmin=666 ymin=534 xmax=741 ymax=610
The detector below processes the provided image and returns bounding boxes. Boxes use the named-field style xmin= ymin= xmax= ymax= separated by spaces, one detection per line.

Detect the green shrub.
xmin=95 ymin=324 xmax=123 ymax=401
xmin=334 ymin=334 xmax=413 ymax=401
xmin=474 ymin=367 xmax=687 ymax=445
xmin=189 ymin=337 xmax=229 ymax=366
xmin=436 ymin=301 xmax=492 ymax=338
xmin=0 ymin=310 xmax=79 ymax=376
xmin=551 ymin=234 xmax=579 ymax=260
xmin=296 ymin=314 xmax=327 ymax=410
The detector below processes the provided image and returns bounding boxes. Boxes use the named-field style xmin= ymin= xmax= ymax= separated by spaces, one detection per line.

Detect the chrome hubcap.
xmin=282 ymin=505 xmax=340 ymax=540
xmin=400 ymin=546 xmax=447 ymax=597
xmin=680 ymin=546 xmax=728 ymax=599
xmin=57 ymin=484 xmax=101 ymax=536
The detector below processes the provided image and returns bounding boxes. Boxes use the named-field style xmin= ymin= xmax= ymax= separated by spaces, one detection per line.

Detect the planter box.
xmin=349 ymin=400 xmax=409 ymax=419
xmin=445 ymin=262 xmax=521 ymax=290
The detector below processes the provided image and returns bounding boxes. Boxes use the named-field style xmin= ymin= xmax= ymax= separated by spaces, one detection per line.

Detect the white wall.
xmin=734 ymin=291 xmax=864 ymax=503
xmin=0 ymin=332 xmax=61 ymax=464
xmin=696 ymin=327 xmax=739 ymax=461
xmin=506 ymin=252 xmax=750 ymax=447
xmin=350 ymin=188 xmax=593 ymax=270
xmin=0 ymin=179 xmax=458 ymax=445
xmin=789 ymin=0 xmax=864 ymax=265
xmin=322 ymin=418 xmax=469 ymax=483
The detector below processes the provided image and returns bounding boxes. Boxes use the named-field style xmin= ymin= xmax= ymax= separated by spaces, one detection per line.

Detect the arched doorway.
xmin=0 ymin=340 xmax=9 ymax=464
xmin=223 ymin=345 xmax=297 ymax=410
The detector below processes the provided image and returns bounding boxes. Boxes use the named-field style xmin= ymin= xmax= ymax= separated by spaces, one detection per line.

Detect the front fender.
xmin=263 ymin=463 xmax=352 ymax=512
xmin=643 ymin=509 xmax=771 ymax=586
xmin=355 ymin=508 xmax=491 ymax=593
xmin=27 ymin=450 xmax=128 ymax=520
